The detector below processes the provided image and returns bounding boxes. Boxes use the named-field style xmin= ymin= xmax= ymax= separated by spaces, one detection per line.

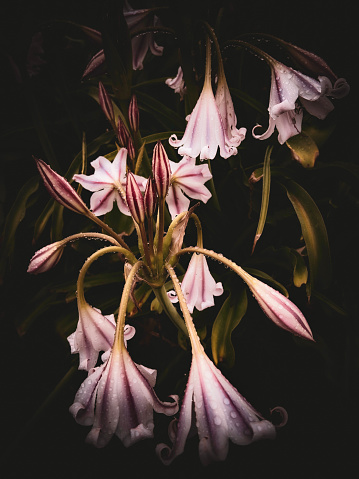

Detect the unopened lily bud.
xmin=128 ymin=94 xmax=139 ymax=132
xmin=245 ymin=275 xmax=314 ymax=340
xmin=35 ymin=158 xmax=90 ymax=215
xmin=117 ymin=118 xmax=130 ymax=147
xmin=27 ymin=240 xmax=65 ymax=274
xmin=126 ymin=136 xmax=136 ymax=161
xmin=126 ymin=172 xmax=145 ymax=224
xmin=144 ymin=176 xmax=157 ymax=218
xmin=98 ymin=81 xmax=115 ymax=124
xmin=152 ymin=141 xmax=171 ymax=199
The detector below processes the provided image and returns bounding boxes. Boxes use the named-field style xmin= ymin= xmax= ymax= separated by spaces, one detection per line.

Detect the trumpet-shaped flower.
xmin=168 ymin=253 xmax=223 ymax=313
xmin=166 ymin=157 xmax=212 ymax=219
xmin=156 ymin=325 xmax=275 ymax=465
xmin=73 ymin=149 xmax=147 ymax=216
xmin=253 ymin=61 xmax=336 ymax=144
xmin=165 ymin=66 xmax=187 ymax=100
xmin=67 ymin=304 xmax=131 ymax=371
xmin=70 ymin=340 xmax=179 ymax=448
xmin=169 ymin=77 xmax=239 ymax=160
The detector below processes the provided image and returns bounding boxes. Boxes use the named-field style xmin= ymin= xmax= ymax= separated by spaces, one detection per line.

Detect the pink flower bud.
xmin=144 ymin=176 xmax=157 ymax=218
xmin=126 ymin=136 xmax=136 ymax=161
xmin=126 ymin=172 xmax=145 ymax=224
xmin=35 ymin=158 xmax=90 ymax=215
xmin=117 ymin=118 xmax=130 ymax=147
xmin=152 ymin=142 xmax=171 ymax=199
xmin=128 ymin=94 xmax=139 ymax=132
xmin=27 ymin=241 xmax=65 ymax=274
xmin=98 ymin=81 xmax=115 ymax=124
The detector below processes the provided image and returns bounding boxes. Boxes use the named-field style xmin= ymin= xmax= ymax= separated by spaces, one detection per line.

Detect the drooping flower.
xmin=124 ymin=1 xmax=164 ymax=71
xmin=166 ymin=156 xmax=212 ymax=219
xmin=252 ymin=60 xmax=338 ymax=144
xmin=158 ymin=264 xmax=276 ymax=465
xmin=215 ymin=67 xmax=246 ymax=147
xmin=165 ymin=66 xmax=187 ymax=100
xmin=168 ymin=253 xmax=223 ymax=313
xmin=169 ymin=41 xmax=239 ymax=160
xmin=73 ymin=149 xmax=147 ymax=216
xmin=70 ymin=333 xmax=179 ymax=448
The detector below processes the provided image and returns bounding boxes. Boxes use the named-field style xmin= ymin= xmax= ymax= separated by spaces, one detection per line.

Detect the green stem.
xmin=152 ymin=285 xmax=188 ymax=336
xmin=88 ymin=212 xmax=131 ymax=250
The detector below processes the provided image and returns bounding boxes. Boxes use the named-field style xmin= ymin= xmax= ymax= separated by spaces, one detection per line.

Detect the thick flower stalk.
xmin=157 ymin=264 xmax=276 ymax=465
xmin=169 ymin=40 xmax=240 ymax=160
xmin=69 ymin=261 xmax=179 ymax=447
xmin=73 ymin=148 xmax=147 ymax=216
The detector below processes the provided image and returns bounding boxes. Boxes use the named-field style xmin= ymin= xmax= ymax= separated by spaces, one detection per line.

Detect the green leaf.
xmin=127 ymin=282 xmax=153 ymax=316
xmin=135 ymin=90 xmax=185 ymax=131
xmin=0 ymin=176 xmax=39 ymax=282
xmin=286 ymin=132 xmax=319 ymax=168
xmin=211 ymin=289 xmax=247 ymax=368
xmin=252 ymin=146 xmax=272 ymax=252
xmin=282 ymin=180 xmax=332 ymax=294
xmin=291 ymin=249 xmax=308 ymax=287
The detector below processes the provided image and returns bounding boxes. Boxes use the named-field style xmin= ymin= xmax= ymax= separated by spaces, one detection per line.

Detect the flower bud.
xmin=152 ymin=141 xmax=171 ymax=199
xmin=126 ymin=136 xmax=136 ymax=161
xmin=27 ymin=241 xmax=65 ymax=274
xmin=128 ymin=94 xmax=139 ymax=132
xmin=98 ymin=81 xmax=115 ymax=124
xmin=144 ymin=176 xmax=157 ymax=218
xmin=35 ymin=158 xmax=90 ymax=215
xmin=117 ymin=118 xmax=130 ymax=147
xmin=246 ymin=275 xmax=313 ymax=340
xmin=126 ymin=172 xmax=145 ymax=224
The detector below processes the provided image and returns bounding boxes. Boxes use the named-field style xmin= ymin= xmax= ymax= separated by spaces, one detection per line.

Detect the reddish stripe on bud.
xmin=152 ymin=141 xmax=171 ymax=198
xmin=35 ymin=158 xmax=90 ymax=215
xmin=98 ymin=81 xmax=115 ymax=124
xmin=144 ymin=176 xmax=157 ymax=218
xmin=117 ymin=118 xmax=130 ymax=147
xmin=128 ymin=94 xmax=139 ymax=132
xmin=126 ymin=172 xmax=145 ymax=224
xmin=126 ymin=136 xmax=136 ymax=161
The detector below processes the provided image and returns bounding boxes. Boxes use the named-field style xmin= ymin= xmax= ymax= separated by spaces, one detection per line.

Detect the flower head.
xmin=166 ymin=156 xmax=212 ymax=219
xmin=165 ymin=66 xmax=187 ymax=100
xmin=70 ymin=337 xmax=178 ymax=448
xmin=252 ymin=60 xmax=339 ymax=144
xmin=168 ymin=253 xmax=223 ymax=313
xmin=73 ymin=149 xmax=147 ymax=216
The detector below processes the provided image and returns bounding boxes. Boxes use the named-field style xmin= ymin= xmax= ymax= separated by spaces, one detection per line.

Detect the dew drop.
xmin=214 ymin=416 xmax=222 ymax=426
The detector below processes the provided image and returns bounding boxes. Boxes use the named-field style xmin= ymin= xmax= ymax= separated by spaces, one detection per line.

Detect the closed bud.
xmin=127 ymin=136 xmax=136 ymax=161
xmin=98 ymin=81 xmax=115 ymax=124
xmin=35 ymin=158 xmax=90 ymax=215
xmin=152 ymin=141 xmax=171 ymax=199
xmin=28 ymin=241 xmax=65 ymax=274
xmin=117 ymin=118 xmax=130 ymax=147
xmin=126 ymin=172 xmax=145 ymax=224
xmin=128 ymin=94 xmax=139 ymax=132
xmin=144 ymin=176 xmax=157 ymax=218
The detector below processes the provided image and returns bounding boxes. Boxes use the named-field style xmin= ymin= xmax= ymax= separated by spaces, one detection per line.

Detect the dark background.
xmin=1 ymin=1 xmax=358 ymax=478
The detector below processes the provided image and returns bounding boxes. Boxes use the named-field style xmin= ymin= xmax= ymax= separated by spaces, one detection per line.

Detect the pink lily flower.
xmin=70 ymin=334 xmax=178 ymax=448
xmin=68 ymin=304 xmax=136 ymax=371
xmin=169 ymin=42 xmax=239 ymax=160
xmin=158 ymin=266 xmax=276 ymax=465
xmin=165 ymin=66 xmax=187 ymax=100
xmin=253 ymin=60 xmax=336 ymax=144
xmin=73 ymin=149 xmax=147 ymax=216
xmin=166 ymin=156 xmax=212 ymax=219
xmin=169 ymin=253 xmax=223 ymax=313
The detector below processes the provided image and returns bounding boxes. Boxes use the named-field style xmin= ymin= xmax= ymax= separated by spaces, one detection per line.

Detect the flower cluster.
xmin=26 ymin=3 xmax=348 ymax=468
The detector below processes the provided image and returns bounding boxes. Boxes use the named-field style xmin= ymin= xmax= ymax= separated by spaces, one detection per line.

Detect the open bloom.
xmin=168 ymin=253 xmax=223 ymax=313
xmin=165 ymin=66 xmax=187 ymax=100
xmin=73 ymin=149 xmax=147 ymax=216
xmin=157 ymin=272 xmax=275 ymax=465
xmin=70 ymin=339 xmax=178 ymax=448
xmin=68 ymin=304 xmax=134 ymax=371
xmin=166 ymin=157 xmax=212 ymax=219
xmin=253 ymin=60 xmax=337 ymax=144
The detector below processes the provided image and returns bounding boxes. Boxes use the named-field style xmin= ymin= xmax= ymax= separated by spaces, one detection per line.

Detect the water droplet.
xmin=223 ymin=398 xmax=230 ymax=405
xmin=214 ymin=416 xmax=222 ymax=426
xmin=230 ymin=411 xmax=237 ymax=419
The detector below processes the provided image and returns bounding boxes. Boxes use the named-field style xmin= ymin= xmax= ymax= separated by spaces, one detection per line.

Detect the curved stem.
xmin=165 ymin=264 xmax=202 ymax=352
xmin=115 ymin=261 xmax=144 ymax=346
xmin=88 ymin=212 xmax=131 ymax=250
xmin=77 ymin=245 xmax=137 ymax=304
xmin=152 ymin=285 xmax=188 ymax=336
